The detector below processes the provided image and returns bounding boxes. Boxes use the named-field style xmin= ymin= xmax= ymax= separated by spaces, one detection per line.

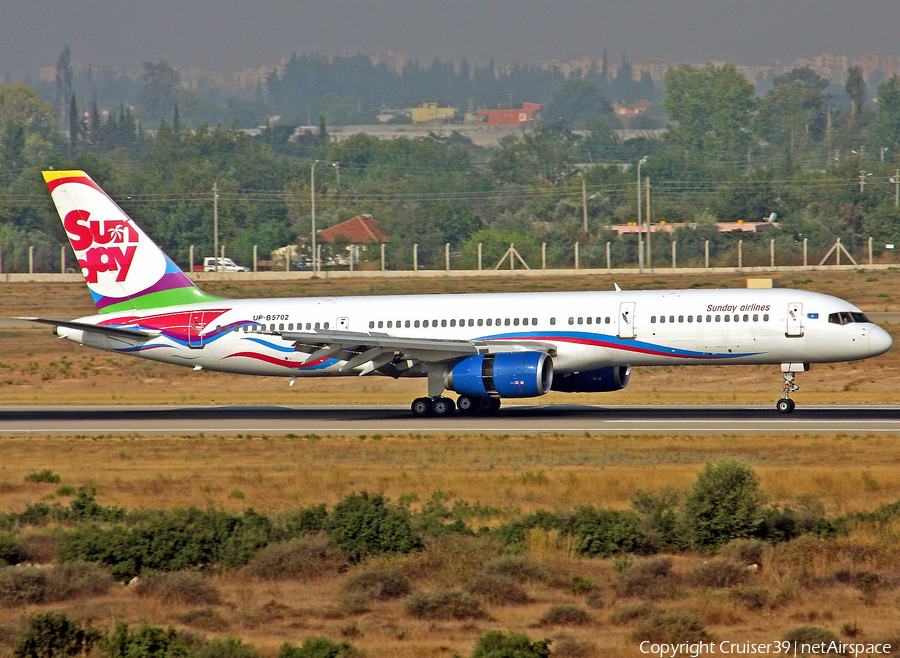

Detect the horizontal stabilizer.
xmin=18 ymin=317 xmax=161 ymax=340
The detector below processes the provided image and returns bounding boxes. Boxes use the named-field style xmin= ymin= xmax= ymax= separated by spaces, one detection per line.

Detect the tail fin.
xmin=43 ymin=170 xmax=218 ymax=314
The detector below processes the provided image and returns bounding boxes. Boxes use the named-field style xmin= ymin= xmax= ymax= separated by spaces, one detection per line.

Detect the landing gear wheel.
xmin=411 ymin=397 xmax=434 ymax=417
xmin=456 ymin=395 xmax=476 ymax=415
xmin=431 ymin=396 xmax=456 ymax=416
xmin=776 ymin=398 xmax=795 ymax=414
xmin=485 ymin=398 xmax=501 ymax=414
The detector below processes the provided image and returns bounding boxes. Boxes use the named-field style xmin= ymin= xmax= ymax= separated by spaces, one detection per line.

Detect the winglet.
xmin=614 ymin=283 xmax=622 ymax=292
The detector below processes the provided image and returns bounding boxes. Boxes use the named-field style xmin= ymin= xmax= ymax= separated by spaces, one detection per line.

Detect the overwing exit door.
xmin=618 ymin=302 xmax=636 ymax=339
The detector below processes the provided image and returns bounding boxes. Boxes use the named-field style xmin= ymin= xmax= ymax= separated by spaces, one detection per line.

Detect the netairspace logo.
xmin=639 ymin=640 xmax=893 ymax=657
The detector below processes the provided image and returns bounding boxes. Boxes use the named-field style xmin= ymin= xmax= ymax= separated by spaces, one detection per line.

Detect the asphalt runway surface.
xmin=1 ymin=404 xmax=899 ymax=435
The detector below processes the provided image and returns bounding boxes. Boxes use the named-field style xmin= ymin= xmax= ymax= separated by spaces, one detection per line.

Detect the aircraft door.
xmin=786 ymin=303 xmax=804 ymax=337
xmin=188 ymin=311 xmax=210 ymax=348
xmin=618 ymin=302 xmax=636 ymax=339
xmin=337 ymin=317 xmax=350 ymax=331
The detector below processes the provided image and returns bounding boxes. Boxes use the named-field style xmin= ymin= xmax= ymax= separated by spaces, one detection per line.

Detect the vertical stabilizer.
xmin=43 ymin=170 xmax=218 ymax=313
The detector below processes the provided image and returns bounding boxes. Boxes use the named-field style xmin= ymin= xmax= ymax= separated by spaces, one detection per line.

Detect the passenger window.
xmin=369 ymin=321 xmax=374 ymax=329
xmin=752 ymin=314 xmax=758 ymax=322
xmin=706 ymin=315 xmax=712 ymax=322
xmin=687 ymin=316 xmax=693 ymax=323
xmin=724 ymin=316 xmax=730 ymax=322
xmin=314 ymin=322 xmax=320 ymax=329
xmin=605 ymin=317 xmax=611 ymax=324
xmin=568 ymin=317 xmax=574 ymax=325
xmin=651 ymin=316 xmax=656 ymax=324
xmin=405 ymin=320 xmax=411 ymax=328
xmin=533 ymin=318 xmax=538 ymax=325
xmin=550 ymin=318 xmax=556 ymax=325
xmin=514 ymin=318 xmax=520 ymax=326
xmin=505 ymin=318 xmax=511 ymax=326
xmin=387 ymin=321 xmax=393 ymax=328
xmin=715 ymin=315 xmax=721 ymax=322
xmin=763 ymin=314 xmax=769 ymax=321
xmin=660 ymin=316 xmax=666 ymax=323
xmin=495 ymin=318 xmax=501 ymax=326
xmin=678 ymin=316 xmax=683 ymax=323
xmin=324 ymin=323 xmax=329 ymax=329
xmin=486 ymin=318 xmax=492 ymax=326
xmin=468 ymin=319 xmax=474 ymax=327
xmin=415 ymin=320 xmax=420 ymax=328
xmin=441 ymin=319 xmax=447 ymax=327
xmin=306 ymin=322 xmax=312 ymax=330
xmin=378 ymin=321 xmax=384 ymax=329
xmin=669 ymin=316 xmax=675 ymax=323
xmin=577 ymin=317 xmax=583 ymax=325
xmin=696 ymin=315 xmax=701 ymax=323
xmin=743 ymin=314 xmax=749 ymax=322
xmin=586 ymin=317 xmax=592 ymax=325
xmin=477 ymin=319 xmax=483 ymax=326
xmin=450 ymin=319 xmax=456 ymax=327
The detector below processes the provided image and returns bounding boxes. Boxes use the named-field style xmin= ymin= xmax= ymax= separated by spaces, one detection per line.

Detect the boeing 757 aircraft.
xmin=22 ymin=170 xmax=893 ymax=416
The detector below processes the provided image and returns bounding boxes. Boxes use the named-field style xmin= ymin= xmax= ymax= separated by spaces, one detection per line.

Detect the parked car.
xmin=194 ymin=257 xmax=250 ymax=272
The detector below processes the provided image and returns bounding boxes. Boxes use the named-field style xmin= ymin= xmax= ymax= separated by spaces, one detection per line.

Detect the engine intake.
xmin=446 ymin=352 xmax=553 ymax=398
xmin=551 ymin=366 xmax=631 ymax=393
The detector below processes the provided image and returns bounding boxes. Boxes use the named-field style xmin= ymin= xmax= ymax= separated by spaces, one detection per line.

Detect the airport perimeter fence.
xmin=2 ymin=236 xmax=899 ymax=281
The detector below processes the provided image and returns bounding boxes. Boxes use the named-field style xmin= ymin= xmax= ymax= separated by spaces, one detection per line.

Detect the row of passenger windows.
xmin=650 ymin=314 xmax=769 ymax=324
xmin=368 ymin=317 xmax=548 ymax=330
xmin=233 ymin=322 xmax=328 ymax=333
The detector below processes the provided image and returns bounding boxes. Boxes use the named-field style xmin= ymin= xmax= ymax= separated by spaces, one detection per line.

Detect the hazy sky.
xmin=3 ymin=0 xmax=898 ymax=78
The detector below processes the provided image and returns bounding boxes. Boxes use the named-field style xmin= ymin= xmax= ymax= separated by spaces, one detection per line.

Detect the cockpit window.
xmin=829 ymin=311 xmax=870 ymax=325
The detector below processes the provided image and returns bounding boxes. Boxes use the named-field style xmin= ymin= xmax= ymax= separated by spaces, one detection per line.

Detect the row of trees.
xmin=3 ymin=60 xmax=900 ymax=274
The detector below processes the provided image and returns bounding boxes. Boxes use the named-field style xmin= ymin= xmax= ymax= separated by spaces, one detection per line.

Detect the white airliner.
xmin=23 ymin=170 xmax=892 ymax=416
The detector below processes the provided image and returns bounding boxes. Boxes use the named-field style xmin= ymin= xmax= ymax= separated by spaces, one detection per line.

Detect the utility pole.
xmin=213 ymin=182 xmax=219 ymax=272
xmin=581 ymin=176 xmax=588 ymax=236
xmin=645 ymin=178 xmax=652 ymax=273
xmin=637 ymin=157 xmax=647 ymax=273
xmin=894 ymin=169 xmax=899 ymax=207
xmin=311 ymin=160 xmax=319 ymax=275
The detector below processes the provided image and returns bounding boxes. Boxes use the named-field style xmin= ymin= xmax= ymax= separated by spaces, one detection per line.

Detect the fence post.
xmin=253 ymin=245 xmax=258 ymax=272
xmin=606 ymin=241 xmax=611 ymax=270
xmin=445 ymin=243 xmax=450 ymax=271
xmin=770 ymin=238 xmax=775 ymax=268
xmin=738 ymin=239 xmax=743 ymax=269
xmin=349 ymin=247 xmax=354 ymax=273
xmin=510 ymin=243 xmax=515 ymax=271
xmin=381 ymin=243 xmax=385 ymax=272
xmin=61 ymin=246 xmax=65 ymax=274
xmin=478 ymin=243 xmax=482 ymax=271
xmin=803 ymin=238 xmax=808 ymax=267
xmin=190 ymin=245 xmax=194 ymax=273
xmin=542 ymin=243 xmax=546 ymax=270
xmin=672 ymin=241 xmax=677 ymax=269
xmin=704 ymin=240 xmax=709 ymax=269
xmin=29 ymin=246 xmax=33 ymax=275
xmin=574 ymin=241 xmax=579 ymax=270
xmin=869 ymin=237 xmax=873 ymax=265
xmin=837 ymin=238 xmax=841 ymax=266
xmin=0 ymin=248 xmax=3 ymax=274
xmin=286 ymin=247 xmax=290 ymax=272
xmin=317 ymin=244 xmax=322 ymax=273
xmin=413 ymin=244 xmax=418 ymax=272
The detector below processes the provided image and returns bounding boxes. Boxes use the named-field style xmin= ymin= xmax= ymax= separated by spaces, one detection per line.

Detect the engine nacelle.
xmin=551 ymin=366 xmax=631 ymax=393
xmin=446 ymin=352 xmax=553 ymax=398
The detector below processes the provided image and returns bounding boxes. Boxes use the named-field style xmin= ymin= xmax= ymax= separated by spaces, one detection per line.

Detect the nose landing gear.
xmin=776 ymin=363 xmax=807 ymax=414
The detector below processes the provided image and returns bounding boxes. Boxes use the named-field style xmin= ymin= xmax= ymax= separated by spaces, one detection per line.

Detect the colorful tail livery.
xmin=43 ymin=170 xmax=217 ymax=314
xmin=29 ymin=170 xmax=892 ymax=416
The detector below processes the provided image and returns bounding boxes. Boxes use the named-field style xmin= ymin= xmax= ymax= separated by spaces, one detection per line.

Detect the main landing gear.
xmin=776 ymin=363 xmax=807 ymax=414
xmin=410 ymin=395 xmax=501 ymax=417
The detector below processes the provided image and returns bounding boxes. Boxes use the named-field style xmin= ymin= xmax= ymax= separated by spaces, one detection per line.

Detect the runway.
xmin=1 ymin=404 xmax=898 ymax=435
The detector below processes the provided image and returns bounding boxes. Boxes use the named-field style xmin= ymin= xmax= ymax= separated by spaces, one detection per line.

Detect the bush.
xmin=177 ymin=608 xmax=230 ymax=632
xmin=194 ymin=637 xmax=261 ymax=658
xmin=467 ymin=573 xmax=531 ymax=605
xmin=718 ymin=538 xmax=765 ymax=566
xmin=404 ymin=589 xmax=487 ymax=620
xmin=482 ymin=554 xmax=546 ymax=583
xmin=570 ymin=507 xmax=649 ymax=557
xmin=278 ymin=637 xmax=360 ymax=658
xmin=343 ymin=567 xmax=411 ymax=601
xmin=610 ymin=602 xmax=658 ymax=625
xmin=781 ymin=626 xmax=841 ymax=649
xmin=134 ymin=570 xmax=221 ymax=605
xmin=690 ymin=559 xmax=749 ymax=589
xmin=0 ymin=533 xmax=23 ymax=566
xmin=538 ymin=604 xmax=592 ymax=626
xmin=248 ymin=534 xmax=347 ymax=580
xmin=103 ymin=622 xmax=195 ymax=658
xmin=326 ymin=492 xmax=423 ymax=562
xmin=396 ymin=535 xmax=502 ymax=585
xmin=469 ymin=631 xmax=551 ymax=658
xmin=0 ymin=562 xmax=113 ymax=606
xmin=617 ymin=557 xmax=677 ymax=599
xmin=24 ymin=470 xmax=61 ymax=484
xmin=677 ymin=459 xmax=765 ymax=549
xmin=585 ymin=589 xmax=605 ymax=609
xmin=14 ymin=612 xmax=102 ymax=658
xmin=632 ymin=610 xmax=712 ymax=644
xmin=282 ymin=504 xmax=328 ymax=538
xmin=729 ymin=586 xmax=771 ymax=611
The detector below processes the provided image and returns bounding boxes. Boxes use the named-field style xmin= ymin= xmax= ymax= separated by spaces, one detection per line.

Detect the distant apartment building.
xmin=855 ymin=53 xmax=895 ymax=81
xmin=614 ymin=99 xmax=651 ymax=116
xmin=476 ymin=102 xmax=542 ymax=126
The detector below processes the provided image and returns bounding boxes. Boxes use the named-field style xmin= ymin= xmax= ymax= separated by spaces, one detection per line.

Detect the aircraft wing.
xmin=18 ymin=317 xmax=162 ymax=340
xmin=278 ymin=329 xmax=557 ymax=372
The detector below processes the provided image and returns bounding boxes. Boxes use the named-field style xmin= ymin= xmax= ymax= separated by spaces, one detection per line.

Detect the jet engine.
xmin=445 ymin=352 xmax=553 ymax=398
xmin=551 ymin=366 xmax=631 ymax=393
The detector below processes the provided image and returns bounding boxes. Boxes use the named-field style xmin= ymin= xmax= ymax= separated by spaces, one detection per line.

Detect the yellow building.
xmin=410 ymin=102 xmax=456 ymax=123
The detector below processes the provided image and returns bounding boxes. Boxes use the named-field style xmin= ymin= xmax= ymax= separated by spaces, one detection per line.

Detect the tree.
xmin=875 ymin=76 xmax=900 ymax=152
xmin=756 ymin=80 xmax=826 ymax=152
xmin=773 ymin=67 xmax=829 ymax=91
xmin=55 ymin=46 xmax=73 ymax=129
xmin=545 ymin=78 xmax=612 ymax=130
xmin=137 ymin=60 xmax=181 ymax=125
xmin=846 ymin=66 xmax=866 ymax=118
xmin=664 ymin=63 xmax=757 ymax=161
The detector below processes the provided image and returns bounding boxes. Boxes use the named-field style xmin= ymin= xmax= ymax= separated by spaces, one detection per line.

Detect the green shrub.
xmin=467 ymin=573 xmax=531 ymax=605
xmin=632 ymin=488 xmax=681 ymax=550
xmin=538 ymin=604 xmax=592 ymax=626
xmin=0 ymin=533 xmax=23 ymax=566
xmin=469 ymin=631 xmax=551 ymax=658
xmin=552 ymin=636 xmax=595 ymax=658
xmin=343 ymin=567 xmax=411 ymax=601
xmin=194 ymin=637 xmax=261 ymax=658
xmin=326 ymin=492 xmax=423 ymax=562
xmin=0 ymin=562 xmax=113 ymax=606
xmin=14 ymin=612 xmax=102 ymax=658
xmin=134 ymin=570 xmax=221 ymax=605
xmin=278 ymin=636 xmax=360 ymax=658
xmin=248 ymin=534 xmax=347 ymax=580
xmin=718 ymin=538 xmax=765 ymax=566
xmin=617 ymin=557 xmax=677 ymax=599
xmin=609 ymin=602 xmax=658 ymax=625
xmin=492 ymin=509 xmax=568 ymax=548
xmin=282 ymin=504 xmax=328 ymax=537
xmin=55 ymin=485 xmax=76 ymax=497
xmin=404 ymin=589 xmax=487 ymax=620
xmin=103 ymin=622 xmax=195 ymax=658
xmin=632 ymin=610 xmax=712 ymax=644
xmin=677 ymin=459 xmax=766 ymax=549
xmin=481 ymin=554 xmax=546 ymax=583
xmin=690 ymin=559 xmax=749 ymax=589
xmin=729 ymin=586 xmax=771 ymax=610
xmin=571 ymin=507 xmax=649 ymax=557
xmin=25 ymin=470 xmax=60 ymax=484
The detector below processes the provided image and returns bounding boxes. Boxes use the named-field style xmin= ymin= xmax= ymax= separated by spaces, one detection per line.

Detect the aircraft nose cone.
xmin=869 ymin=326 xmax=893 ymax=356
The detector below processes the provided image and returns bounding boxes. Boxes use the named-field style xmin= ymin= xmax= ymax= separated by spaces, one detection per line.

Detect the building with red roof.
xmin=319 ymin=214 xmax=388 ymax=265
